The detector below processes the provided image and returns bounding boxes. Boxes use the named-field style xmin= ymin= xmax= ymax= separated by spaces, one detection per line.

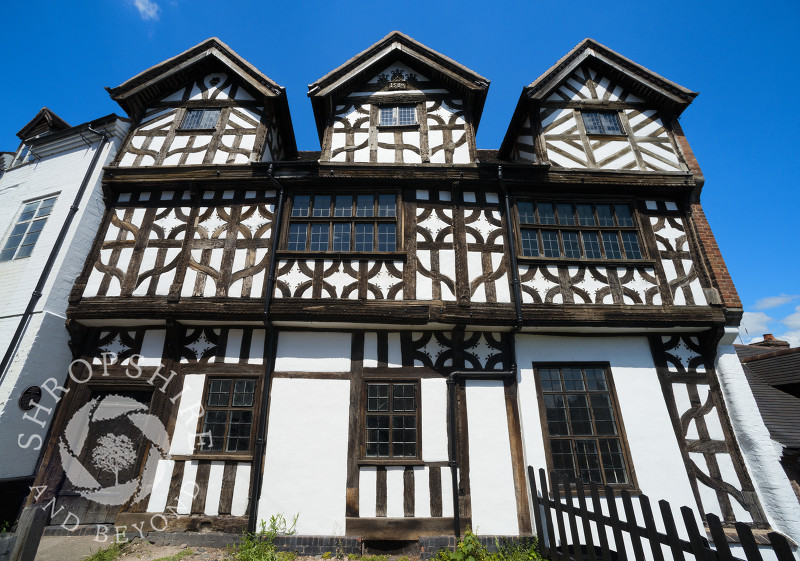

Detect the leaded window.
xmin=198 ymin=378 xmax=256 ymax=453
xmin=379 ymin=105 xmax=417 ymax=126
xmin=517 ymin=201 xmax=642 ymax=260
xmin=287 ymin=194 xmax=398 ymax=252
xmin=0 ymin=196 xmax=57 ymax=262
xmin=364 ymin=382 xmax=419 ymax=458
xmin=582 ymin=112 xmax=624 ymax=135
xmin=181 ymin=109 xmax=221 ymax=130
xmin=536 ymin=365 xmax=632 ymax=487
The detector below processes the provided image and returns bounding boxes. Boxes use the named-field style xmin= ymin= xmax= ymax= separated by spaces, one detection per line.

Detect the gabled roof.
xmin=307 ymin=31 xmax=490 ymax=143
xmin=16 ymin=107 xmax=71 ymax=140
xmin=743 ymin=366 xmax=800 ymax=449
xmin=107 ymin=37 xmax=297 ymax=157
xmin=499 ymin=38 xmax=698 ymax=159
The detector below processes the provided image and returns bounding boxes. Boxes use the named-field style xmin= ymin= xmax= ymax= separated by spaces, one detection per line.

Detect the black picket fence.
xmin=528 ymin=467 xmax=795 ymax=561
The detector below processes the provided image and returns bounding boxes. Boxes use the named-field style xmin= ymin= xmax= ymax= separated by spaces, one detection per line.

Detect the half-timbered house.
xmin=17 ymin=33 xmax=799 ymax=558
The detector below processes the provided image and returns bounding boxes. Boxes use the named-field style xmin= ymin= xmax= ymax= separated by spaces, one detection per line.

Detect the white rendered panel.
xmin=177 ymin=460 xmax=198 ymax=514
xmin=138 ymin=329 xmax=166 ymax=367
xmin=385 ymin=466 xmax=405 ymax=518
xmin=388 ymin=333 xmax=402 ymax=368
xmin=274 ymin=331 xmax=351 ymax=372
xmin=231 ymin=463 xmax=251 ymax=517
xmin=204 ymin=461 xmax=225 ymax=515
xmin=359 ymin=466 xmax=377 ymax=517
xmin=414 ymin=466 xmax=431 ymax=518
xmin=422 ymin=378 xmax=449 ymax=462
xmin=169 ymin=374 xmax=205 ymax=455
xmin=364 ymin=332 xmax=379 ymax=368
xmin=259 ymin=378 xmax=350 ymax=535
xmin=146 ymin=459 xmax=174 ymax=513
xmin=249 ymin=330 xmax=265 ymax=364
xmin=225 ymin=329 xmax=244 ymax=363
xmin=466 ymin=380 xmax=518 ymax=535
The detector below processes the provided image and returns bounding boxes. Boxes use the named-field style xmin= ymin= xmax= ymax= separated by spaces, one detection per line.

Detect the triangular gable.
xmin=366 ymin=62 xmax=430 ymax=85
xmin=499 ymin=38 xmax=697 ymax=160
xmin=16 ymin=107 xmax=71 ymax=140
xmin=308 ymin=31 xmax=489 ymax=143
xmin=544 ymin=64 xmax=643 ymax=104
xmin=107 ymin=37 xmax=296 ymax=158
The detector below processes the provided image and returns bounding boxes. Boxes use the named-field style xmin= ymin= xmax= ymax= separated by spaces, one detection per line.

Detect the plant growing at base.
xmin=229 ymin=514 xmax=299 ymax=561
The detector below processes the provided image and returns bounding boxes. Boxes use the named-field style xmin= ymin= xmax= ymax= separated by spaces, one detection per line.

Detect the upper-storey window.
xmin=581 ymin=111 xmax=624 ymax=136
xmin=286 ymin=194 xmax=398 ymax=252
xmin=0 ymin=196 xmax=57 ymax=262
xmin=517 ymin=201 xmax=642 ymax=260
xmin=180 ymin=109 xmax=221 ymax=130
xmin=379 ymin=105 xmax=417 ymax=126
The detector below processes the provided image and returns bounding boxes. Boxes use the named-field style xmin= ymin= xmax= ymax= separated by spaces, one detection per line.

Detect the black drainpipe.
xmin=444 ymin=167 xmax=527 ymax=538
xmin=247 ymin=164 xmax=287 ymax=533
xmin=0 ymin=127 xmax=109 ymax=384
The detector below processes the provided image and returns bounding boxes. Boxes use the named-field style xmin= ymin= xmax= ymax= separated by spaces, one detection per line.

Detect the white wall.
xmin=274 ymin=332 xmax=352 ymax=372
xmin=516 ymin=334 xmax=701 ymax=549
xmin=258 ymin=378 xmax=350 ymax=535
xmin=466 ymin=379 xmax=519 ymax=535
xmin=0 ymin=122 xmax=127 ymax=480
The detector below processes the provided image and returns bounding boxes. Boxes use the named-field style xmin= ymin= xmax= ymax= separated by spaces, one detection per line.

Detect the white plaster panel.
xmin=364 ymin=332 xmax=378 ymax=368
xmin=385 ymin=466 xmax=405 ymax=518
xmin=453 ymin=133 xmax=470 ymax=163
xmin=359 ymin=467 xmax=377 ymax=517
xmin=516 ymin=335 xmax=698 ymax=521
xmin=439 ymin=251 xmax=457 ymax=301
xmin=416 ymin=250 xmax=433 ymax=300
xmin=422 ymin=378 xmax=449 ymax=462
xmin=249 ymin=330 xmax=265 ymax=364
xmin=414 ymin=466 xmax=431 ymax=518
xmin=225 ymin=329 xmax=244 ymax=363
xmin=177 ymin=460 xmax=198 ymax=514
xmin=231 ymin=462 xmax=251 ymax=517
xmin=466 ymin=379 xmax=518 ymax=535
xmin=274 ymin=332 xmax=352 ymax=372
xmin=441 ymin=467 xmax=454 ymax=518
xmin=388 ymin=333 xmax=402 ymax=368
xmin=169 ymin=374 xmax=205 ymax=455
xmin=146 ymin=459 xmax=174 ymax=513
xmin=467 ymin=252 xmax=486 ymax=303
xmin=204 ymin=461 xmax=225 ymax=515
xmin=138 ymin=329 xmax=166 ymax=366
xmin=259 ymin=378 xmax=350 ymax=535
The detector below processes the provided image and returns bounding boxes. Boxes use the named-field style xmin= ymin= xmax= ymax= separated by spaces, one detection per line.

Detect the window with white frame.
xmin=379 ymin=105 xmax=417 ymax=126
xmin=0 ymin=196 xmax=57 ymax=262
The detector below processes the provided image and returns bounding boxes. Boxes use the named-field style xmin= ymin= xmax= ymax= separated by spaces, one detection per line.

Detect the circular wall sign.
xmin=19 ymin=386 xmax=42 ymax=411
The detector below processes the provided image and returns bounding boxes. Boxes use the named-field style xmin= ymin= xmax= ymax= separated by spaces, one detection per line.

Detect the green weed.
xmin=81 ymin=541 xmax=127 ymax=561
xmin=152 ymin=549 xmax=194 ymax=561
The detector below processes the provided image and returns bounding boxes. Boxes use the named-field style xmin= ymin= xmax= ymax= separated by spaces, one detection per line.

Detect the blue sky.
xmin=2 ymin=0 xmax=798 ymax=344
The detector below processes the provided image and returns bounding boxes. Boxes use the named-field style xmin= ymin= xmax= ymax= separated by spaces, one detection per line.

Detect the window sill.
xmin=585 ymin=134 xmax=629 ymax=141
xmin=517 ymin=256 xmax=657 ymax=267
xmin=174 ymin=453 xmax=254 ymax=462
xmin=277 ymin=250 xmax=407 ymax=262
xmin=376 ymin=124 xmax=420 ymax=131
xmin=176 ymin=128 xmax=217 ymax=133
xmin=358 ymin=458 xmax=425 ymax=467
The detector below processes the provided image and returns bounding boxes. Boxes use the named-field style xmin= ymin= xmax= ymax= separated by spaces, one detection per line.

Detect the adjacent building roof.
xmin=499 ymin=38 xmax=698 ymax=159
xmin=16 ymin=108 xmax=71 ymax=141
xmin=107 ymin=37 xmax=297 ymax=158
xmin=307 ymin=31 xmax=490 ymax=143
xmin=736 ymin=343 xmax=800 ymax=450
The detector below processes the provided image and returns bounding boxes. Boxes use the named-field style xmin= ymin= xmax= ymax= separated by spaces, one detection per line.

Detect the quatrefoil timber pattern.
xmin=649 ymin=335 xmax=768 ymax=525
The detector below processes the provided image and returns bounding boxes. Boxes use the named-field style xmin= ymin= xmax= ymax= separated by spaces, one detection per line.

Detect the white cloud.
xmin=781 ymin=305 xmax=800 ymax=330
xmin=739 ymin=311 xmax=773 ymax=343
xmin=774 ymin=330 xmax=800 ymax=348
xmin=131 ymin=0 xmax=160 ymax=20
xmin=753 ymin=294 xmax=800 ymax=310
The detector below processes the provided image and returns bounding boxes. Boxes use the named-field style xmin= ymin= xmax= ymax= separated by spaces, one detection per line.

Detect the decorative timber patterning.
xmin=415 ymin=191 xmax=457 ymax=301
xmin=81 ymin=190 xmax=275 ymax=300
xmin=528 ymin=65 xmax=686 ymax=172
xmin=274 ymin=260 xmax=404 ymax=300
xmin=327 ymin=63 xmax=473 ymax=164
xmin=519 ymin=265 xmax=661 ymax=305
xmin=646 ymin=200 xmax=707 ymax=306
xmin=463 ymin=191 xmax=511 ymax=303
xmin=649 ymin=334 xmax=767 ymax=525
xmin=358 ymin=465 xmax=455 ymax=518
xmin=361 ymin=330 xmax=508 ymax=370
xmin=180 ymin=327 xmax=265 ymax=364
xmin=116 ymin=72 xmax=282 ymax=167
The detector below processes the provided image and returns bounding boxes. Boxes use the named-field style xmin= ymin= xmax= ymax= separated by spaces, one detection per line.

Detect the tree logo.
xmin=59 ymin=394 xmax=170 ymax=506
